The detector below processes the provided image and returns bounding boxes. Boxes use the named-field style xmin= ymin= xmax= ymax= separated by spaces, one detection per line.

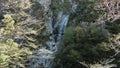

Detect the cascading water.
xmin=27 ymin=0 xmax=77 ymax=68
xmin=46 ymin=12 xmax=69 ymax=51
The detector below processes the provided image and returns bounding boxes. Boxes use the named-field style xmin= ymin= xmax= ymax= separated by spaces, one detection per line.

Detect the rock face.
xmin=27 ymin=0 xmax=77 ymax=68
xmin=37 ymin=0 xmax=51 ymax=11
xmin=26 ymin=48 xmax=54 ymax=68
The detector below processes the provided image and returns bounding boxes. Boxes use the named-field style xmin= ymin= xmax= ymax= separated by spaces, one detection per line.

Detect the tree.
xmin=52 ymin=0 xmax=120 ymax=68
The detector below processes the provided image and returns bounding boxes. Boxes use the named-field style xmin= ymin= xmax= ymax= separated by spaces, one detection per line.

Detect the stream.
xmin=27 ymin=0 xmax=77 ymax=68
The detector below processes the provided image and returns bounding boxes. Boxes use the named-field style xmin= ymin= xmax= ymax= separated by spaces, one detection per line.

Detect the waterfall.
xmin=46 ymin=12 xmax=69 ymax=51
xmin=27 ymin=0 xmax=77 ymax=68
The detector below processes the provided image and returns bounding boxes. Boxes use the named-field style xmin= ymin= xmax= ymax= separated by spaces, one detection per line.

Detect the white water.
xmin=27 ymin=0 xmax=77 ymax=68
xmin=46 ymin=12 xmax=69 ymax=51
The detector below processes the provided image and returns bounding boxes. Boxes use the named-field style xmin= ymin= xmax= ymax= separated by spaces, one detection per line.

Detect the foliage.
xmin=0 ymin=0 xmax=120 ymax=68
xmin=0 ymin=14 xmax=15 ymax=35
xmin=51 ymin=0 xmax=72 ymax=13
xmin=0 ymin=14 xmax=32 ymax=68
xmin=69 ymin=0 xmax=102 ymax=24
xmin=52 ymin=22 xmax=119 ymax=68
xmin=0 ymin=0 xmax=46 ymax=68
xmin=105 ymin=19 xmax=120 ymax=34
xmin=0 ymin=39 xmax=32 ymax=68
xmin=52 ymin=0 xmax=120 ymax=67
xmin=96 ymin=0 xmax=120 ymax=22
xmin=0 ymin=0 xmax=46 ymax=47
